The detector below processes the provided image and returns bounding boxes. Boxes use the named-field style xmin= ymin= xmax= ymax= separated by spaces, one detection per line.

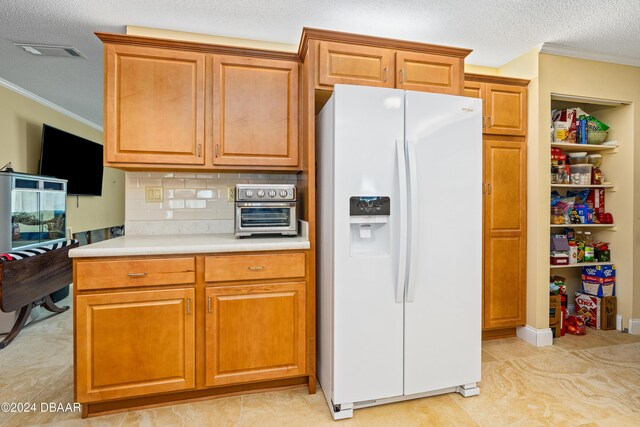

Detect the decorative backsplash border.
xmin=125 ymin=172 xmax=297 ymax=235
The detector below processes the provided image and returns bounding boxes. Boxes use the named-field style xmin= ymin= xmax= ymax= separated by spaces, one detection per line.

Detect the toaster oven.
xmin=234 ymin=184 xmax=297 ymax=237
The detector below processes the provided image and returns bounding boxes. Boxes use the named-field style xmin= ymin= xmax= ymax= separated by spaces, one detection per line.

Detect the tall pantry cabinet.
xmin=464 ymin=73 xmax=529 ymax=338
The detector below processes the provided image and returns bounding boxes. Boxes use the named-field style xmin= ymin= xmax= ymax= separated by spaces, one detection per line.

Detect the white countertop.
xmin=69 ymin=233 xmax=310 ymax=258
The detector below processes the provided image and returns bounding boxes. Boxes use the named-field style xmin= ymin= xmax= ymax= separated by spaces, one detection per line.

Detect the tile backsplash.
xmin=125 ymin=172 xmax=297 ymax=235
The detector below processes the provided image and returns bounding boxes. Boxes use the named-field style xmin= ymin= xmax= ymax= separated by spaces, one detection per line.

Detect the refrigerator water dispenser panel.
xmin=349 ymin=196 xmax=390 ymax=216
xmin=349 ymin=196 xmax=390 ymax=256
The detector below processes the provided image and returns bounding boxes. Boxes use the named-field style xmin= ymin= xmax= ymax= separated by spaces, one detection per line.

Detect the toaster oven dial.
xmin=280 ymin=190 xmax=288 ymax=198
xmin=244 ymin=190 xmax=253 ymax=198
xmin=257 ymin=190 xmax=265 ymax=198
xmin=268 ymin=190 xmax=277 ymax=198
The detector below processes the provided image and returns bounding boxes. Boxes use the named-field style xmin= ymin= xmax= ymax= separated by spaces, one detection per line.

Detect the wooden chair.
xmin=0 ymin=241 xmax=78 ymax=349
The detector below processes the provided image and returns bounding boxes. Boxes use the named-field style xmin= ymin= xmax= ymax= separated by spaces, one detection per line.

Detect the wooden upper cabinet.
xmin=205 ymin=282 xmax=306 ymax=386
xmin=104 ymin=44 xmax=205 ymax=165
xmin=317 ymin=41 xmax=393 ymax=88
xmin=464 ymin=74 xmax=528 ymax=137
xmin=212 ymin=55 xmax=299 ymax=167
xmin=463 ymin=81 xmax=482 ymax=99
xmin=75 ymin=288 xmax=196 ymax=402
xmin=396 ymin=51 xmax=463 ymax=95
xmin=484 ymin=83 xmax=527 ymax=136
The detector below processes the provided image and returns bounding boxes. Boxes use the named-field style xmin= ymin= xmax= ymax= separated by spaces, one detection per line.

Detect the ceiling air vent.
xmin=14 ymin=43 xmax=86 ymax=59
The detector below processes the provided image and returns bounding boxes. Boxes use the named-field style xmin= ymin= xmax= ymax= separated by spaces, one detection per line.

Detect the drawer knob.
xmin=128 ymin=272 xmax=148 ymax=278
xmin=247 ymin=266 xmax=264 ymax=271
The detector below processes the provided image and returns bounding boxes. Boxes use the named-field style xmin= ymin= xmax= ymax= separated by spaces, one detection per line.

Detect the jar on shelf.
xmin=551 ymin=206 xmax=564 ymax=224
xmin=588 ymin=154 xmax=603 ymax=184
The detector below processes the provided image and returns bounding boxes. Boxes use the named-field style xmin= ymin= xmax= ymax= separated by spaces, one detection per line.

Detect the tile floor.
xmin=1 ymin=295 xmax=639 ymax=426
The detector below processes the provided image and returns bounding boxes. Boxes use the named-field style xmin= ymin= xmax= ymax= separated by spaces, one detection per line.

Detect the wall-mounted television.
xmin=39 ymin=124 xmax=104 ymax=196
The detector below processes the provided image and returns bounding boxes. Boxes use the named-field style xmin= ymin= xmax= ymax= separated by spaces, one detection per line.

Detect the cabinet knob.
xmin=247 ymin=266 xmax=265 ymax=271
xmin=208 ymin=296 xmax=212 ymax=313
xmin=399 ymin=68 xmax=405 ymax=84
xmin=384 ymin=67 xmax=389 ymax=83
xmin=186 ymin=298 xmax=191 ymax=315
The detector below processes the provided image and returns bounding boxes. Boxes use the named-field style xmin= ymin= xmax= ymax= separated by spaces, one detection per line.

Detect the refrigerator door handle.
xmin=395 ymin=139 xmax=408 ymax=303
xmin=406 ymin=139 xmax=419 ymax=303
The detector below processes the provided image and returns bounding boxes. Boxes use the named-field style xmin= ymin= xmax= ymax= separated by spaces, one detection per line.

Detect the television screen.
xmin=39 ymin=124 xmax=104 ymax=196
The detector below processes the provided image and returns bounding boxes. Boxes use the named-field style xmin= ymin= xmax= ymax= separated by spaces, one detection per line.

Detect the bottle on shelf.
xmin=583 ymin=232 xmax=595 ymax=262
xmin=575 ymin=230 xmax=584 ymax=263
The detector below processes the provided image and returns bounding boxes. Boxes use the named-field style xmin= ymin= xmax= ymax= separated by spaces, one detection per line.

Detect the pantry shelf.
xmin=550 ymin=261 xmax=615 ymax=269
xmin=551 ymin=141 xmax=618 ymax=152
xmin=551 ymin=184 xmax=616 ymax=190
xmin=550 ymin=224 xmax=616 ymax=229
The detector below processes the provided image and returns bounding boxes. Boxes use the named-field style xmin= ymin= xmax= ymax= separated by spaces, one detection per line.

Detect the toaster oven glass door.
xmin=239 ymin=206 xmax=292 ymax=228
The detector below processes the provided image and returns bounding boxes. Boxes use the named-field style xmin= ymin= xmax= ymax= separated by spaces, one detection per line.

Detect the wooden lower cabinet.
xmin=75 ymin=288 xmax=196 ymax=402
xmin=73 ymin=251 xmax=310 ymax=416
xmin=205 ymin=282 xmax=307 ymax=386
xmin=482 ymin=140 xmax=527 ymax=330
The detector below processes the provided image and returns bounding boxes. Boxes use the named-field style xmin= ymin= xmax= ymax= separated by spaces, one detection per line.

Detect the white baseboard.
xmin=629 ymin=319 xmax=640 ymax=335
xmin=516 ymin=325 xmax=553 ymax=347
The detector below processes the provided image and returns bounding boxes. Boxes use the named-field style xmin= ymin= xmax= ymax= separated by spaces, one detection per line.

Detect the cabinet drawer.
xmin=205 ymin=253 xmax=305 ymax=283
xmin=76 ymin=257 xmax=196 ymax=290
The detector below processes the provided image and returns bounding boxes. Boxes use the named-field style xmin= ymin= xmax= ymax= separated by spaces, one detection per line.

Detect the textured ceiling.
xmin=1 ymin=0 xmax=639 ymax=127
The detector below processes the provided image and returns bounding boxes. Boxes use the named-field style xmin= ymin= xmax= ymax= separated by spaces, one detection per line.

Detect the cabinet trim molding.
xmin=299 ymin=28 xmax=472 ymax=61
xmin=465 ymin=73 xmax=529 ymax=87
xmin=96 ymin=33 xmax=301 ymax=63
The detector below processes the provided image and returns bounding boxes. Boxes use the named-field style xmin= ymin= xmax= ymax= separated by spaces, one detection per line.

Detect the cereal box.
xmin=575 ymin=292 xmax=601 ymax=329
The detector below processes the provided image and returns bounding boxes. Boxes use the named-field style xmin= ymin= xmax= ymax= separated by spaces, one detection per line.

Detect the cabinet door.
xmin=205 ymin=282 xmax=306 ymax=386
xmin=484 ymin=83 xmax=527 ymax=136
xmin=396 ymin=51 xmax=463 ymax=95
xmin=76 ymin=288 xmax=195 ymax=402
xmin=483 ymin=140 xmax=526 ymax=330
xmin=318 ymin=42 xmax=393 ymax=88
xmin=212 ymin=56 xmax=299 ymax=167
xmin=104 ymin=44 xmax=205 ymax=165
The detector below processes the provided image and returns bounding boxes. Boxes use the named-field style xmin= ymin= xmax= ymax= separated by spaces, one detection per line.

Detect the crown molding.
xmin=464 ymin=73 xmax=529 ymax=86
xmin=298 ymin=27 xmax=472 ymax=61
xmin=0 ymin=77 xmax=103 ymax=131
xmin=540 ymin=43 xmax=640 ymax=67
xmin=96 ymin=33 xmax=300 ymax=62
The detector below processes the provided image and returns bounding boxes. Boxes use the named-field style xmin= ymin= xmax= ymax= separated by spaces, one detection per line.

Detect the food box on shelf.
xmin=551 ymin=254 xmax=569 ymax=265
xmin=549 ymin=294 xmax=561 ymax=324
xmin=575 ymin=292 xmax=601 ymax=329
xmin=586 ymin=188 xmax=605 ymax=216
xmin=601 ymin=297 xmax=617 ymax=330
xmin=574 ymin=293 xmax=616 ymax=330
xmin=581 ymin=281 xmax=615 ymax=297
xmin=582 ymin=265 xmax=615 ymax=283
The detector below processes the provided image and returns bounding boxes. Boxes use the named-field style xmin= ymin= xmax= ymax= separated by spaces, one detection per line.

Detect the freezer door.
xmin=403 ymin=91 xmax=482 ymax=395
xmin=331 ymin=85 xmax=405 ymax=404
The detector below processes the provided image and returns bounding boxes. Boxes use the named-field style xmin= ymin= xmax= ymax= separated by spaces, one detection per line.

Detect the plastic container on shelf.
xmin=587 ymin=154 xmax=602 ymax=167
xmin=568 ymin=152 xmax=588 ymax=164
xmin=570 ymin=164 xmax=593 ymax=185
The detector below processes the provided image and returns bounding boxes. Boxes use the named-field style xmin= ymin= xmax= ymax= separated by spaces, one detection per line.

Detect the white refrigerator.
xmin=316 ymin=84 xmax=482 ymax=419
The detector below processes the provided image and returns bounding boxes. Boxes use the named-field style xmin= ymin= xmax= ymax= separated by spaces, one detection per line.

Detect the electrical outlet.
xmin=227 ymin=186 xmax=236 ymax=202
xmin=145 ymin=186 xmax=163 ymax=203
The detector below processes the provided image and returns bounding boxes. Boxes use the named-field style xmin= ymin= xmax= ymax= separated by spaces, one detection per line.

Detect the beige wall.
xmin=464 ymin=64 xmax=499 ymax=75
xmin=0 ymin=84 xmax=124 ymax=234
xmin=537 ymin=54 xmax=640 ymax=328
xmin=126 ymin=26 xmax=298 ymax=52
